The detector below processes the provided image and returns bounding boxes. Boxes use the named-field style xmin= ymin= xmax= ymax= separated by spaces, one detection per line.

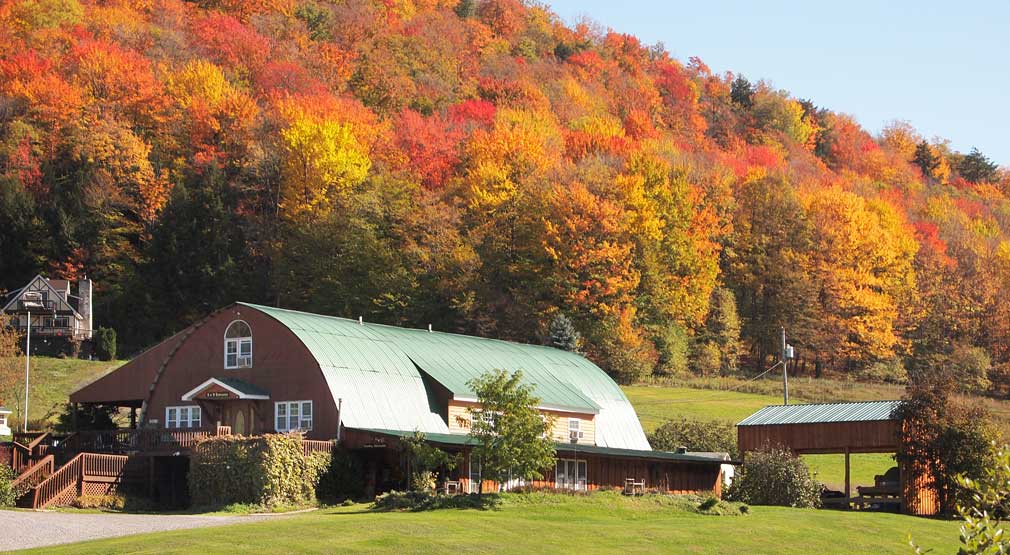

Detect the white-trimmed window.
xmin=224 ymin=320 xmax=252 ymax=369
xmin=556 ymin=459 xmax=587 ymax=491
xmin=568 ymin=418 xmax=583 ymax=442
xmin=165 ymin=406 xmax=202 ymax=429
xmin=275 ymin=401 xmax=313 ymax=432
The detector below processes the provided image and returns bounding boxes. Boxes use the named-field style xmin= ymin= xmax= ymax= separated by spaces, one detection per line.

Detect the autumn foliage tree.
xmin=0 ymin=0 xmax=1006 ymax=390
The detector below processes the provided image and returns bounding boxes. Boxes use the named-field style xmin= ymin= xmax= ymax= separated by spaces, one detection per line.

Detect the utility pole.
xmin=781 ymin=327 xmax=789 ymax=406
xmin=23 ymin=309 xmax=30 ymax=433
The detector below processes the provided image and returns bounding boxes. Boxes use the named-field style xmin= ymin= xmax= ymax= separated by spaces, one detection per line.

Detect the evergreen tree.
xmin=912 ymin=141 xmax=941 ymax=180
xmin=730 ymin=75 xmax=755 ymax=108
xmin=957 ymin=147 xmax=999 ymax=183
xmin=548 ymin=313 xmax=581 ymax=352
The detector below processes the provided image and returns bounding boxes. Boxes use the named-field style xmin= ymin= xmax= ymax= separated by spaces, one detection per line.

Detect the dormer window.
xmin=224 ymin=320 xmax=252 ymax=369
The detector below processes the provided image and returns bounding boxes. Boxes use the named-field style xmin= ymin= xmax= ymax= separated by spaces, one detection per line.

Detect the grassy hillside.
xmin=12 ymin=493 xmax=960 ymax=555
xmin=5 ymin=357 xmax=123 ymax=430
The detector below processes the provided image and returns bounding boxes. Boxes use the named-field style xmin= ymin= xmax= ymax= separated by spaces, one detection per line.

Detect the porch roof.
xmin=353 ymin=428 xmax=729 ymax=464
xmin=181 ymin=377 xmax=270 ymax=401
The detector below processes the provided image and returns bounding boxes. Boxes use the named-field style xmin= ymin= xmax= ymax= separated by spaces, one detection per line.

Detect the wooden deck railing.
xmin=11 ymin=442 xmax=31 ymax=474
xmin=82 ymin=453 xmax=130 ymax=480
xmin=61 ymin=430 xmax=210 ymax=455
xmin=303 ymin=440 xmax=335 ymax=456
xmin=11 ymin=454 xmax=54 ymax=493
xmin=27 ymin=453 xmax=83 ymax=509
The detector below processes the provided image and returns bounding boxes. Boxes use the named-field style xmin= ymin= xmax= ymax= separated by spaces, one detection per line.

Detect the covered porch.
xmin=342 ymin=428 xmax=730 ymax=498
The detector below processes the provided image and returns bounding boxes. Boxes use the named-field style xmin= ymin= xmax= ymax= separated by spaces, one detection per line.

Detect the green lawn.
xmin=11 ymin=494 xmax=960 ymax=555
xmin=8 ymin=357 xmax=123 ymax=428
xmin=803 ymin=453 xmax=897 ymax=491
xmin=621 ymin=385 xmax=785 ymax=431
xmin=620 ymin=383 xmax=899 ymax=490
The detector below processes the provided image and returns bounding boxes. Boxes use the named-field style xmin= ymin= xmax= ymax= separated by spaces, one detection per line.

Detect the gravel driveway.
xmin=0 ymin=510 xmax=269 ymax=552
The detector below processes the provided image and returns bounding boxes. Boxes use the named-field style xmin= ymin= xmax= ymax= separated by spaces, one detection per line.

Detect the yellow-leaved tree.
xmin=278 ymin=108 xmax=371 ymax=219
xmin=804 ymin=188 xmax=918 ymax=365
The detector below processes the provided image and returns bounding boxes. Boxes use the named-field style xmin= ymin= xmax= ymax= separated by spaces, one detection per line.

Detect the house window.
xmin=555 ymin=459 xmax=587 ymax=491
xmin=55 ymin=317 xmax=69 ymax=328
xmin=165 ymin=406 xmax=202 ymax=429
xmin=275 ymin=401 xmax=313 ymax=432
xmin=224 ymin=320 xmax=253 ymax=369
xmin=568 ymin=418 xmax=583 ymax=442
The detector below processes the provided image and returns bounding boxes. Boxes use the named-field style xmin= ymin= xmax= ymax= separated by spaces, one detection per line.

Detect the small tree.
xmin=94 ymin=327 xmax=117 ymax=361
xmin=895 ymin=374 xmax=997 ymax=514
xmin=467 ymin=370 xmax=555 ymax=493
xmin=401 ymin=431 xmax=457 ymax=491
xmin=726 ymin=445 xmax=821 ymax=508
xmin=548 ymin=313 xmax=581 ymax=353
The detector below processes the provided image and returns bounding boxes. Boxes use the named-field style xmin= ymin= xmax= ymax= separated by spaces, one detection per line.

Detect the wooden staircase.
xmin=6 ymin=432 xmax=137 ymax=509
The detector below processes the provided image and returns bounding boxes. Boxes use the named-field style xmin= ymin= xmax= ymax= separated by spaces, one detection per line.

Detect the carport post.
xmin=844 ymin=447 xmax=851 ymax=508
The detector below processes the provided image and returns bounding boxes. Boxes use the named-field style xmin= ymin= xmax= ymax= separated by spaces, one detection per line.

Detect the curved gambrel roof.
xmin=244 ymin=303 xmax=651 ymax=450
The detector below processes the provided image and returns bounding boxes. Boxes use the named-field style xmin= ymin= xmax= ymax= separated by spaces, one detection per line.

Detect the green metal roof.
xmin=356 ymin=428 xmax=725 ymax=464
xmin=216 ymin=377 xmax=269 ymax=397
xmin=737 ymin=401 xmax=902 ymax=426
xmin=243 ymin=303 xmax=651 ymax=450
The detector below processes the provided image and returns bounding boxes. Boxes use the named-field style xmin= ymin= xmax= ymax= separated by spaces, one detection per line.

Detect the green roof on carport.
xmin=737 ymin=400 xmax=902 ymax=427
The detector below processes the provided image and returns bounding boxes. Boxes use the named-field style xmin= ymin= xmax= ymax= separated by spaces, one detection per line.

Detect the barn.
xmin=68 ymin=302 xmax=727 ymax=497
xmin=737 ymin=401 xmax=938 ymax=515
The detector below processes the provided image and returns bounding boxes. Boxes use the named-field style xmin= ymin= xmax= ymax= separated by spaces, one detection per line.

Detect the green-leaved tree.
xmin=467 ymin=370 xmax=556 ymax=494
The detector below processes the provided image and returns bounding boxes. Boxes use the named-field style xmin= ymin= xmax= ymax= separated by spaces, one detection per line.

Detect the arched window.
xmin=224 ymin=320 xmax=252 ymax=369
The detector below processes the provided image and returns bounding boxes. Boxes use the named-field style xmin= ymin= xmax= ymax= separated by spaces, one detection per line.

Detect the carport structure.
xmin=736 ymin=400 xmax=938 ymax=515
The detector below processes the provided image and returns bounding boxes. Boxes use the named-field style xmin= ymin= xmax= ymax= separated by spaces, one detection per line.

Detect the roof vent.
xmin=675 ymin=446 xmax=688 ymax=454
xmin=358 ymin=316 xmax=363 ymax=325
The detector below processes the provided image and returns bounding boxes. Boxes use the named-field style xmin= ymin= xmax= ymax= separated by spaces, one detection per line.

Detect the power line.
xmin=630 ymin=361 xmax=784 ymax=406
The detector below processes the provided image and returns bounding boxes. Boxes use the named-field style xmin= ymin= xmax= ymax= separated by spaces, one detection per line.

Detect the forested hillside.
xmin=1 ymin=0 xmax=1007 ymax=388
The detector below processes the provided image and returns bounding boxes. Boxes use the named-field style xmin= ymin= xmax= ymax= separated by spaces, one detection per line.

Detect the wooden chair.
xmin=624 ymin=478 xmax=645 ymax=496
xmin=443 ymin=480 xmax=461 ymax=495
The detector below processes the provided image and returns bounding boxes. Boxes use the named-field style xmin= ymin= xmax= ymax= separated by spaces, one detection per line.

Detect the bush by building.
xmin=648 ymin=417 xmax=738 ymax=459
xmin=726 ymin=445 xmax=821 ymax=508
xmin=94 ymin=327 xmax=117 ymax=361
xmin=0 ymin=464 xmax=16 ymax=507
xmin=189 ymin=434 xmax=322 ymax=509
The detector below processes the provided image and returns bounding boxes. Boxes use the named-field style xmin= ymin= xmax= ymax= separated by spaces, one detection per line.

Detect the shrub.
xmin=0 ymin=464 xmax=16 ymax=507
xmin=188 ymin=434 xmax=322 ymax=509
xmin=373 ymin=491 xmax=500 ymax=511
xmin=648 ymin=417 xmax=738 ymax=459
xmin=73 ymin=494 xmax=126 ymax=510
xmin=315 ymin=448 xmax=364 ymax=501
xmin=858 ymin=358 xmax=907 ymax=384
xmin=726 ymin=445 xmax=821 ymax=508
xmin=93 ymin=327 xmax=117 ymax=361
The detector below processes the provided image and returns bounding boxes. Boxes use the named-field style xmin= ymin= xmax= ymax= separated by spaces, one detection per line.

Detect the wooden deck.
xmin=4 ymin=429 xmax=337 ymax=509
